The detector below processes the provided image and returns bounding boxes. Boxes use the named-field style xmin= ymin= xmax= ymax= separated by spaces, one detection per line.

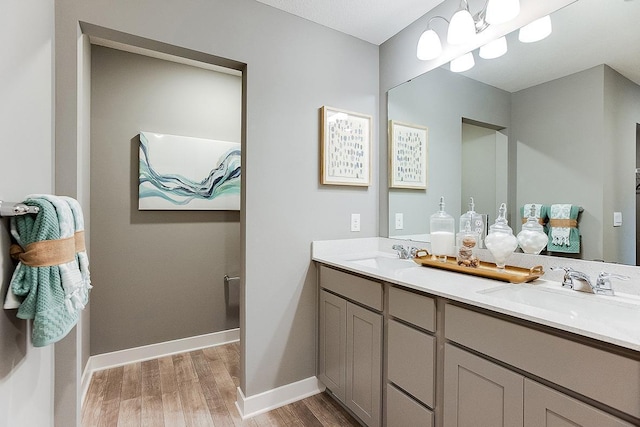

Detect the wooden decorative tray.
xmin=413 ymin=251 xmax=544 ymax=284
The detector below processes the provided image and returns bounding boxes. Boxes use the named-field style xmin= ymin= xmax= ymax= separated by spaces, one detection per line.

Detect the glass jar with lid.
xmin=517 ymin=204 xmax=548 ymax=254
xmin=430 ymin=196 xmax=455 ymax=262
xmin=484 ymin=203 xmax=518 ymax=269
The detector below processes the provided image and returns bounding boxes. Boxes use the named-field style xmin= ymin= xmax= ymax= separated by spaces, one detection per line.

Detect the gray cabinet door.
xmin=318 ymin=290 xmax=347 ymax=401
xmin=346 ymin=301 xmax=382 ymax=427
xmin=524 ymin=379 xmax=635 ymax=427
xmin=386 ymin=384 xmax=434 ymax=427
xmin=444 ymin=343 xmax=524 ymax=427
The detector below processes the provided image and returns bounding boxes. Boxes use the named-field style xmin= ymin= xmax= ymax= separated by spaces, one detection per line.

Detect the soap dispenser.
xmin=459 ymin=197 xmax=484 ymax=247
xmin=430 ymin=196 xmax=455 ymax=262
xmin=484 ymin=203 xmax=518 ymax=269
xmin=517 ymin=204 xmax=548 ymax=254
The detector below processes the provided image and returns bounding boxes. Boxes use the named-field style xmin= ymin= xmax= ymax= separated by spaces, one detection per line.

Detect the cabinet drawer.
xmin=319 ymin=265 xmax=383 ymax=311
xmin=445 ymin=303 xmax=640 ymax=419
xmin=387 ymin=320 xmax=435 ymax=408
xmin=386 ymin=384 xmax=434 ymax=427
xmin=388 ymin=286 xmax=435 ymax=331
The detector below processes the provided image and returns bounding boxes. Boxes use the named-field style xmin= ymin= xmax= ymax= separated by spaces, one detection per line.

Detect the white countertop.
xmin=312 ymin=238 xmax=640 ymax=352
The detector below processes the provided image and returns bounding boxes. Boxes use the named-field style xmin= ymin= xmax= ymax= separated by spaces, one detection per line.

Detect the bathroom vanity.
xmin=313 ymin=238 xmax=640 ymax=427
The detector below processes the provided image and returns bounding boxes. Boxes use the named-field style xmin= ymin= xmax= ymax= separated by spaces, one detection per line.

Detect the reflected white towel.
xmin=550 ymin=204 xmax=571 ymax=246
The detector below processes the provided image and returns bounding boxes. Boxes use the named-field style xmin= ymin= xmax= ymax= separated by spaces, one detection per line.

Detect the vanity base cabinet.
xmin=386 ymin=384 xmax=434 ymax=427
xmin=443 ymin=343 xmax=524 ymax=427
xmin=524 ymin=379 xmax=635 ymax=427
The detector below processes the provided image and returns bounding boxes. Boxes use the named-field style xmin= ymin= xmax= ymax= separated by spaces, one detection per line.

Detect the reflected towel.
xmin=547 ymin=204 xmax=580 ymax=254
xmin=520 ymin=203 xmax=549 ymax=233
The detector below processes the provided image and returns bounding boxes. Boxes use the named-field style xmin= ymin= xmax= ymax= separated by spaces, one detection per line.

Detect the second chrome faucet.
xmin=551 ymin=267 xmax=628 ymax=296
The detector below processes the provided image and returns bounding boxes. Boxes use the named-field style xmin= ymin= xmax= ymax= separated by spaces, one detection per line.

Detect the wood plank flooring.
xmin=82 ymin=342 xmax=361 ymax=427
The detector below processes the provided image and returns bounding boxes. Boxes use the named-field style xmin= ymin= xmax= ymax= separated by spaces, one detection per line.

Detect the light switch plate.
xmin=613 ymin=211 xmax=622 ymax=227
xmin=395 ymin=213 xmax=404 ymax=230
xmin=351 ymin=213 xmax=361 ymax=232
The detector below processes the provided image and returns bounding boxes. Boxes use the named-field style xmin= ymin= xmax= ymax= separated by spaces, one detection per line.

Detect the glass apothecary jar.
xmin=430 ymin=196 xmax=455 ymax=262
xmin=517 ymin=204 xmax=548 ymax=254
xmin=484 ymin=203 xmax=518 ymax=269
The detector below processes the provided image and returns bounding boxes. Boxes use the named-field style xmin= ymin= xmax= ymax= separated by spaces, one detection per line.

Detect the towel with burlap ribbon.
xmin=8 ymin=196 xmax=89 ymax=346
xmin=547 ymin=204 xmax=581 ymax=253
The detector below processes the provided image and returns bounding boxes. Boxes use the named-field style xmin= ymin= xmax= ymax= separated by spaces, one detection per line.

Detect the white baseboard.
xmin=81 ymin=328 xmax=239 ymax=402
xmin=236 ymin=376 xmax=326 ymax=419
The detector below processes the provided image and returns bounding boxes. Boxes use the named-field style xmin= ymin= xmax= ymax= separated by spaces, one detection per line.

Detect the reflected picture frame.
xmin=389 ymin=120 xmax=428 ymax=189
xmin=320 ymin=106 xmax=372 ymax=186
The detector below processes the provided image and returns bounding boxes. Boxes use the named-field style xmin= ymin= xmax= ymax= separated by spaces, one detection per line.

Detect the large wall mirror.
xmin=387 ymin=0 xmax=640 ymax=265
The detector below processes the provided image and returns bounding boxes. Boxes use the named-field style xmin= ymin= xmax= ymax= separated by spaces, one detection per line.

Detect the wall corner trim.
xmin=81 ymin=328 xmax=240 ymax=403
xmin=235 ymin=377 xmax=326 ymax=419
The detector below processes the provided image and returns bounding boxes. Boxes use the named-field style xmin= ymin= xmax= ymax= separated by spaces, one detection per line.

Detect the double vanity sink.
xmin=314 ymin=238 xmax=640 ymax=427
xmin=327 ymin=245 xmax=640 ymax=350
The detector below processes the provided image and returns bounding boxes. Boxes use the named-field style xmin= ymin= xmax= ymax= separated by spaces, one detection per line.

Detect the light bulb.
xmin=447 ymin=8 xmax=476 ymax=45
xmin=485 ymin=0 xmax=520 ymax=25
xmin=450 ymin=52 xmax=475 ymax=72
xmin=479 ymin=36 xmax=507 ymax=59
xmin=417 ymin=29 xmax=442 ymax=60
xmin=519 ymin=15 xmax=552 ymax=43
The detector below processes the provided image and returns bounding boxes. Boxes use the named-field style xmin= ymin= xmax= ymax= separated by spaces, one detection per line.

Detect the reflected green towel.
xmin=547 ymin=204 xmax=580 ymax=254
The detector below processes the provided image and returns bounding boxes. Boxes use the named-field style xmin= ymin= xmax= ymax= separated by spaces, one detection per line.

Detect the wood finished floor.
xmin=82 ymin=342 xmax=361 ymax=427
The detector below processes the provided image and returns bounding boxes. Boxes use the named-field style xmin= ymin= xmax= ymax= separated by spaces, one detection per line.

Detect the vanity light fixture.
xmin=450 ymin=52 xmax=475 ymax=72
xmin=479 ymin=36 xmax=507 ymax=59
xmin=485 ymin=0 xmax=521 ymax=24
xmin=447 ymin=1 xmax=476 ymax=45
xmin=518 ymin=15 xmax=552 ymax=43
xmin=416 ymin=0 xmax=520 ymax=61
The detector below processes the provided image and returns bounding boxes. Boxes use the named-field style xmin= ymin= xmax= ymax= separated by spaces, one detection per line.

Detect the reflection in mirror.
xmin=387 ymin=0 xmax=640 ymax=265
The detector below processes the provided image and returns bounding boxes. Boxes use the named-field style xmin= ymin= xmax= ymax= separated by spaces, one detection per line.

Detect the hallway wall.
xmin=0 ymin=1 xmax=55 ymax=426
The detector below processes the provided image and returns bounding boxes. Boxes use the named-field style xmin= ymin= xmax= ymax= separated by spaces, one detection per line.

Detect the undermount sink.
xmin=346 ymin=254 xmax=417 ymax=272
xmin=478 ymin=283 xmax=640 ymax=340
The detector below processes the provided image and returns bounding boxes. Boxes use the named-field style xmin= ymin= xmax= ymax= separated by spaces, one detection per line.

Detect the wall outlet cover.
xmin=395 ymin=213 xmax=404 ymax=230
xmin=351 ymin=213 xmax=361 ymax=232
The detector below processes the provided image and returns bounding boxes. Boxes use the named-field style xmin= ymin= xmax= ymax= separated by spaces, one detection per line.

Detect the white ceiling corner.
xmin=252 ymin=0 xmax=445 ymax=45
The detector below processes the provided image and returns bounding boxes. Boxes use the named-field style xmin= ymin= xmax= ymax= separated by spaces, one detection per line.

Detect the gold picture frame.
xmin=320 ymin=106 xmax=372 ymax=186
xmin=389 ymin=120 xmax=428 ymax=189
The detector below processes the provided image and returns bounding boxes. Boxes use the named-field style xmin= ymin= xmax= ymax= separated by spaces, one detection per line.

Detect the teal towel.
xmin=10 ymin=198 xmax=79 ymax=347
xmin=547 ymin=204 xmax=580 ymax=254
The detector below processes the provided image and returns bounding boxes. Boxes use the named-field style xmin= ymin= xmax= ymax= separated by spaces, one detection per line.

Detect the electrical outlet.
xmin=351 ymin=213 xmax=361 ymax=232
xmin=613 ymin=211 xmax=623 ymax=227
xmin=395 ymin=213 xmax=404 ymax=230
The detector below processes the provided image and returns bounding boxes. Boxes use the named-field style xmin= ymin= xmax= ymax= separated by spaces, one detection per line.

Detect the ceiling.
xmin=253 ymin=0 xmax=445 ymax=45
xmin=253 ymin=0 xmax=640 ymax=92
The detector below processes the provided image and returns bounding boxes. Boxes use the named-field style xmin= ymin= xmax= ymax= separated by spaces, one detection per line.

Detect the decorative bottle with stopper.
xmin=484 ymin=203 xmax=518 ymax=269
xmin=430 ymin=196 xmax=455 ymax=262
xmin=457 ymin=220 xmax=479 ymax=267
xmin=459 ymin=197 xmax=484 ymax=247
xmin=517 ymin=204 xmax=548 ymax=254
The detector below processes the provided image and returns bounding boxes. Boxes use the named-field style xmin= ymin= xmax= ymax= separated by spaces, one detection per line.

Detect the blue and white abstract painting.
xmin=139 ymin=131 xmax=241 ymax=210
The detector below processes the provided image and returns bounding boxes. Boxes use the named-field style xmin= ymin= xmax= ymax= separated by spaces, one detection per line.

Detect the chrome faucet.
xmin=551 ymin=267 xmax=628 ymax=295
xmin=392 ymin=244 xmax=418 ymax=259
xmin=593 ymin=272 xmax=629 ymax=296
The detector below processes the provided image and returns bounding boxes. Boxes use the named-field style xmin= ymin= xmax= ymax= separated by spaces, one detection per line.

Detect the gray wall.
xmin=603 ymin=66 xmax=640 ymax=265
xmin=387 ymin=67 xmax=511 ymax=236
xmin=0 ymin=1 xmax=55 ymax=426
xmin=56 ymin=0 xmax=379 ymax=400
xmin=90 ymin=46 xmax=241 ymax=354
xmin=513 ymin=66 xmax=605 ymax=261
